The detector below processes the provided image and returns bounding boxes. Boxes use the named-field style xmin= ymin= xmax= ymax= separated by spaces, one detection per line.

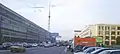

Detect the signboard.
xmin=93 ymin=36 xmax=102 ymax=42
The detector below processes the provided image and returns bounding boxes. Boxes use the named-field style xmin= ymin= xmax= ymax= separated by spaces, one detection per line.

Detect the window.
xmin=105 ymin=26 xmax=107 ymax=30
xmin=98 ymin=31 xmax=103 ymax=35
xmin=105 ymin=41 xmax=109 ymax=45
xmin=105 ymin=36 xmax=109 ymax=40
xmin=111 ymin=41 xmax=115 ymax=45
xmin=99 ymin=51 xmax=110 ymax=54
xmin=117 ymin=32 xmax=120 ymax=35
xmin=111 ymin=31 xmax=116 ymax=35
xmin=111 ymin=27 xmax=116 ymax=30
xmin=117 ymin=27 xmax=120 ymax=30
xmin=105 ymin=31 xmax=109 ymax=35
xmin=111 ymin=51 xmax=120 ymax=54
xmin=108 ymin=26 xmax=110 ymax=30
xmin=105 ymin=26 xmax=110 ymax=30
xmin=98 ymin=26 xmax=101 ymax=30
xmin=111 ymin=36 xmax=115 ymax=40
xmin=102 ymin=26 xmax=104 ymax=30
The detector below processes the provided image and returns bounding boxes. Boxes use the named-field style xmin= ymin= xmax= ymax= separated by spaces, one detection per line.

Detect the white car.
xmin=98 ymin=50 xmax=120 ymax=54
xmin=74 ymin=52 xmax=85 ymax=54
xmin=44 ymin=44 xmax=50 ymax=48
xmin=31 ymin=43 xmax=38 ymax=47
xmin=91 ymin=48 xmax=115 ymax=54
xmin=83 ymin=47 xmax=102 ymax=54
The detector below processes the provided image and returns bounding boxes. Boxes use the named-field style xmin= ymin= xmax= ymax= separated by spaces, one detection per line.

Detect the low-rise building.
xmin=80 ymin=24 xmax=120 ymax=46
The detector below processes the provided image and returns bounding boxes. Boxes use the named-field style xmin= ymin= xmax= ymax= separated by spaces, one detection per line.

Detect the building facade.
xmin=50 ymin=33 xmax=59 ymax=43
xmin=80 ymin=24 xmax=120 ymax=46
xmin=0 ymin=3 xmax=51 ymax=43
xmin=74 ymin=30 xmax=81 ymax=37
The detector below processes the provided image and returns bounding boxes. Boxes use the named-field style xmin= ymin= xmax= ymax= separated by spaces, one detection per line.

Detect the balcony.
xmin=105 ymin=39 xmax=109 ymax=41
xmin=111 ymin=40 xmax=116 ymax=41
xmin=105 ymin=34 xmax=109 ymax=36
xmin=111 ymin=29 xmax=116 ymax=31
xmin=111 ymin=35 xmax=116 ymax=36
xmin=117 ymin=35 xmax=120 ymax=37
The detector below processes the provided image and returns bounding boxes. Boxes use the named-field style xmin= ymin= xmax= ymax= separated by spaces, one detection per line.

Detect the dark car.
xmin=74 ymin=45 xmax=85 ymax=52
xmin=82 ymin=46 xmax=94 ymax=51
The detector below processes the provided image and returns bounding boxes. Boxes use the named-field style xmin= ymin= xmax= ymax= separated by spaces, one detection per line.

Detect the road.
xmin=0 ymin=46 xmax=72 ymax=54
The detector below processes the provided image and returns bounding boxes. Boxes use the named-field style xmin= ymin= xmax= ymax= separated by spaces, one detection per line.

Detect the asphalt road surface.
xmin=0 ymin=46 xmax=72 ymax=54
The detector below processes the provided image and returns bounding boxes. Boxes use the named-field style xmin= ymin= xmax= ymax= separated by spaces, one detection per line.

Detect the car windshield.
xmin=0 ymin=0 xmax=120 ymax=54
xmin=91 ymin=49 xmax=105 ymax=54
xmin=111 ymin=51 xmax=120 ymax=54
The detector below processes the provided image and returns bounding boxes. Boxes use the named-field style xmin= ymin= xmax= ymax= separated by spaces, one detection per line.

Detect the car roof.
xmin=89 ymin=47 xmax=102 ymax=48
xmin=105 ymin=50 xmax=120 ymax=52
xmin=85 ymin=47 xmax=101 ymax=50
xmin=91 ymin=48 xmax=114 ymax=52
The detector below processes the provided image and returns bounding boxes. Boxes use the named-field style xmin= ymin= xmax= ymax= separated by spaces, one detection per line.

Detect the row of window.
xmin=105 ymin=36 xmax=116 ymax=40
xmin=1 ymin=29 xmax=26 ymax=37
xmin=1 ymin=29 xmax=44 ymax=40
xmin=105 ymin=41 xmax=115 ymax=45
xmin=98 ymin=31 xmax=120 ymax=35
xmin=98 ymin=26 xmax=120 ymax=30
xmin=1 ymin=22 xmax=26 ymax=32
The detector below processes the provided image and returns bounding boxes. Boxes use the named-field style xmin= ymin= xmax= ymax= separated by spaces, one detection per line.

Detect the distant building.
xmin=0 ymin=3 xmax=51 ymax=43
xmin=51 ymin=33 xmax=59 ymax=37
xmin=50 ymin=33 xmax=59 ymax=42
xmin=74 ymin=30 xmax=81 ymax=37
xmin=80 ymin=24 xmax=120 ymax=46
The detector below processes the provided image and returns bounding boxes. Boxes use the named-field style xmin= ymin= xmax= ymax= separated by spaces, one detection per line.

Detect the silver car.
xmin=91 ymin=48 xmax=115 ymax=54
xmin=98 ymin=50 xmax=120 ymax=54
xmin=83 ymin=47 xmax=102 ymax=54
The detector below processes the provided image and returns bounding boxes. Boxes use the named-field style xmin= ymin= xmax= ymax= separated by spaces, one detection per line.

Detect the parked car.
xmin=74 ymin=45 xmax=85 ymax=53
xmin=82 ymin=46 xmax=94 ymax=51
xmin=2 ymin=42 xmax=12 ymax=50
xmin=49 ymin=43 xmax=54 ymax=47
xmin=91 ymin=48 xmax=115 ymax=54
xmin=38 ymin=43 xmax=44 ymax=47
xmin=44 ymin=44 xmax=50 ymax=48
xmin=9 ymin=46 xmax=26 ymax=53
xmin=31 ymin=43 xmax=38 ymax=47
xmin=83 ymin=47 xmax=102 ymax=54
xmin=98 ymin=50 xmax=120 ymax=54
xmin=0 ymin=43 xmax=4 ymax=50
xmin=56 ymin=44 xmax=60 ymax=47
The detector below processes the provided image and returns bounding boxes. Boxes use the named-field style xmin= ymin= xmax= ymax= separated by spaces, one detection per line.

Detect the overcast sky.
xmin=1 ymin=0 xmax=120 ymax=40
